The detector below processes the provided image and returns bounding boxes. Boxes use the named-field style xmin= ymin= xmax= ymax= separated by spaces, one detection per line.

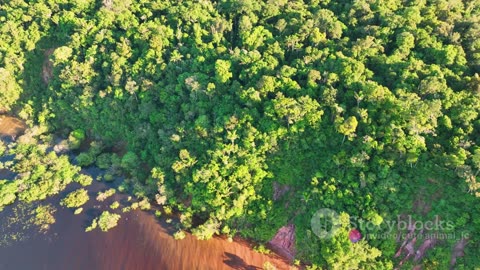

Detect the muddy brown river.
xmin=0 ymin=203 xmax=289 ymax=270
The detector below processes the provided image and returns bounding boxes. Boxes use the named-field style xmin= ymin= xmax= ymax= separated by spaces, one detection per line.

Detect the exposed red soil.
xmin=450 ymin=237 xmax=469 ymax=267
xmin=269 ymin=224 xmax=296 ymax=262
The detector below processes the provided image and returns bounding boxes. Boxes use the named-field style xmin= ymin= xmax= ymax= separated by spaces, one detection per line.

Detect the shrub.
xmin=75 ymin=174 xmax=93 ymax=186
xmin=173 ymin=230 xmax=186 ymax=240
xmin=0 ymin=180 xmax=18 ymax=209
xmin=97 ymin=211 xmax=121 ymax=232
xmin=95 ymin=153 xmax=112 ymax=169
xmin=76 ymin=152 xmax=95 ymax=166
xmin=121 ymin=151 xmax=138 ymax=171
xmin=103 ymin=172 xmax=114 ymax=182
xmin=96 ymin=188 xmax=115 ymax=201
xmin=254 ymin=244 xmax=271 ymax=254
xmin=34 ymin=204 xmax=56 ymax=232
xmin=61 ymin=188 xmax=89 ymax=208
xmin=138 ymin=198 xmax=151 ymax=210
xmin=85 ymin=218 xmax=98 ymax=232
xmin=68 ymin=129 xmax=85 ymax=149
xmin=110 ymin=201 xmax=120 ymax=209
xmin=0 ymin=141 xmax=6 ymax=156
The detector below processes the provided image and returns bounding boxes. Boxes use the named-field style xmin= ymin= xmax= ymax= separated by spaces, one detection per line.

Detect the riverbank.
xmin=0 ymin=115 xmax=294 ymax=270
xmin=0 ymin=197 xmax=292 ymax=270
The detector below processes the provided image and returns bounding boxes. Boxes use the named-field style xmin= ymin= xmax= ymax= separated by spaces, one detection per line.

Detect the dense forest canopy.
xmin=1 ymin=0 xmax=480 ymax=268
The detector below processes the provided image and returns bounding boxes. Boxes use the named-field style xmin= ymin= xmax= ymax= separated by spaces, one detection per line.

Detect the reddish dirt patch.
xmin=395 ymin=183 xmax=464 ymax=269
xmin=394 ymin=224 xmax=441 ymax=269
xmin=414 ymin=236 xmax=439 ymax=262
xmin=269 ymin=224 xmax=296 ymax=261
xmin=450 ymin=237 xmax=469 ymax=267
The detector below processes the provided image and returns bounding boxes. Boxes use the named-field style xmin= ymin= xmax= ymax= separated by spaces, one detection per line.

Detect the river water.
xmin=0 ymin=200 xmax=289 ymax=270
xmin=0 ymin=116 xmax=291 ymax=270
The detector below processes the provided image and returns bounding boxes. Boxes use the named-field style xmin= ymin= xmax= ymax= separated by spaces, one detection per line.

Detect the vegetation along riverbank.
xmin=1 ymin=0 xmax=480 ymax=269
